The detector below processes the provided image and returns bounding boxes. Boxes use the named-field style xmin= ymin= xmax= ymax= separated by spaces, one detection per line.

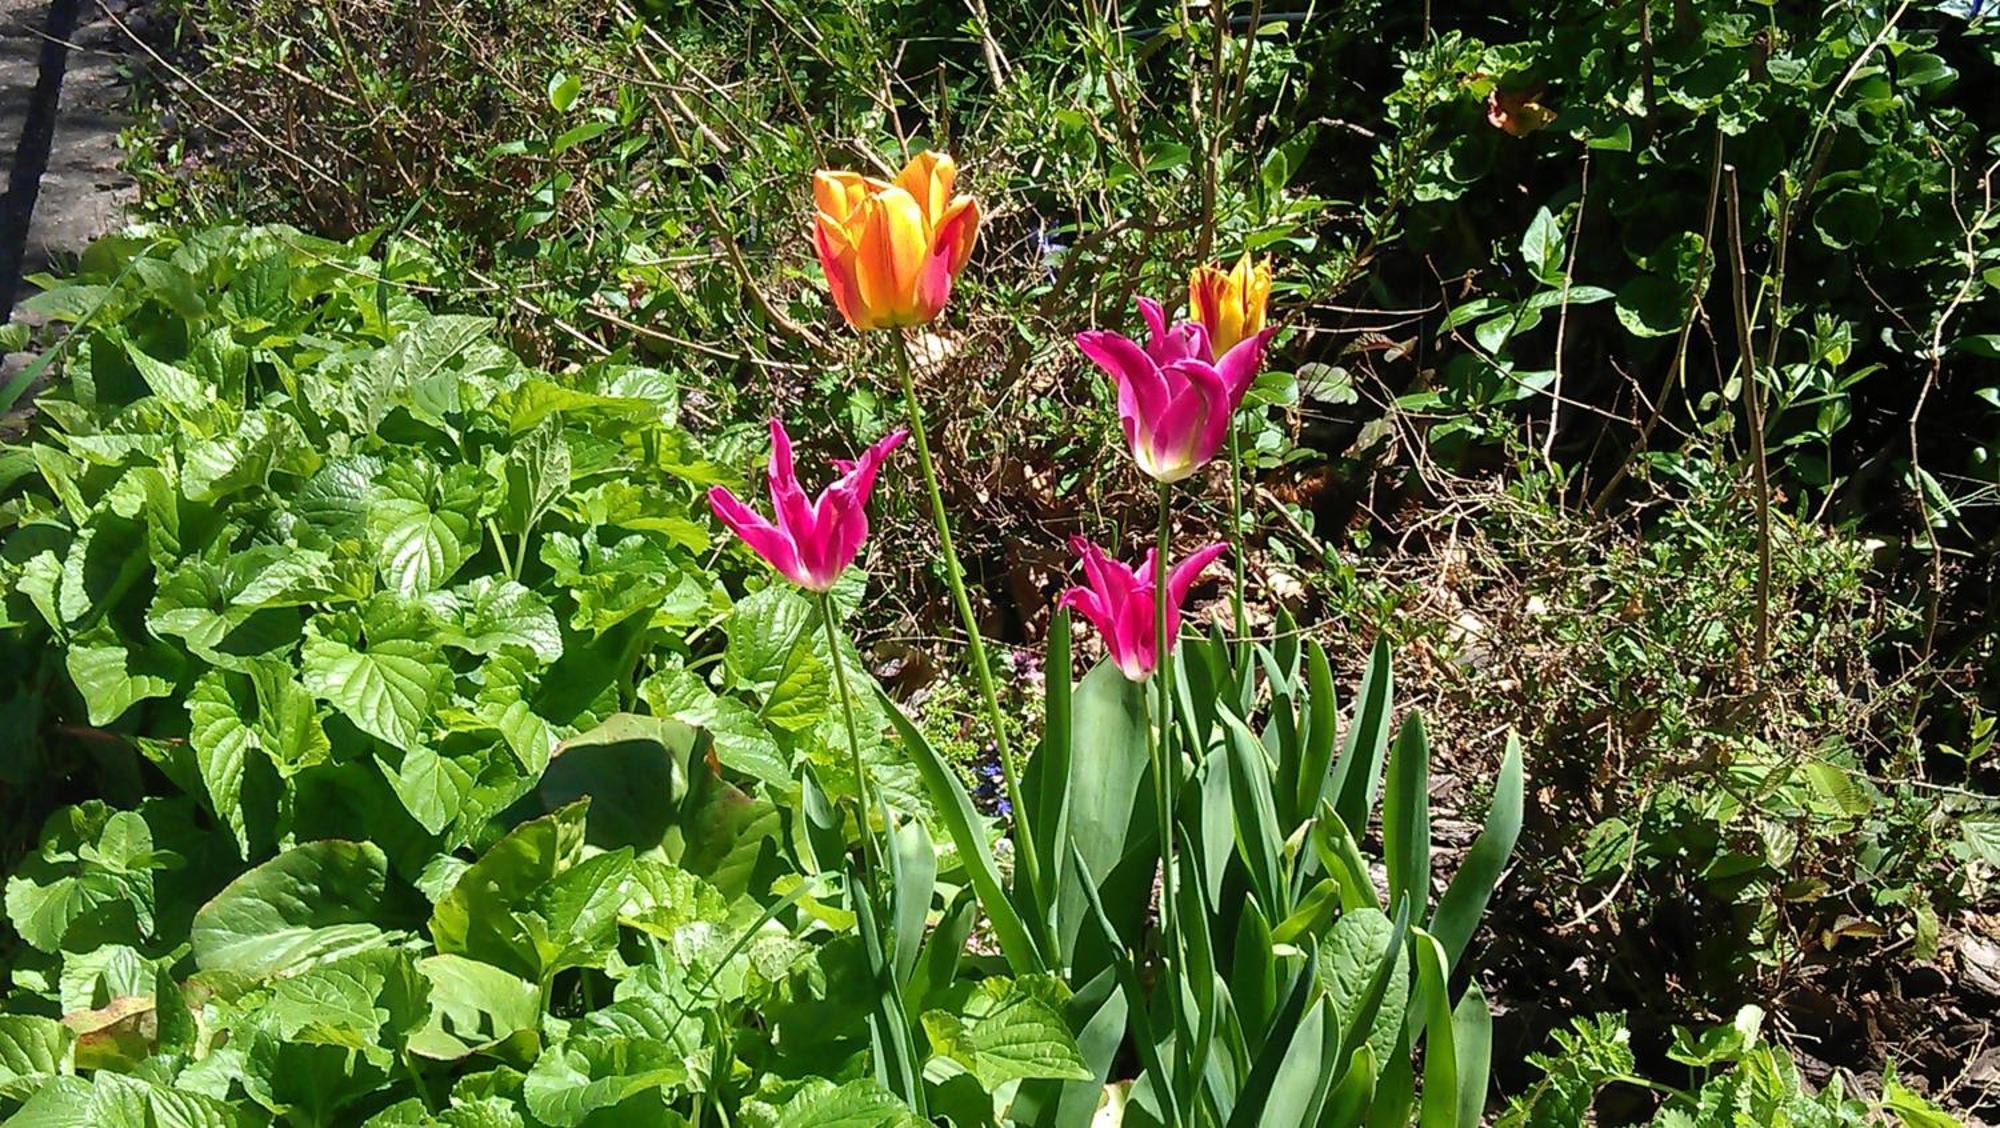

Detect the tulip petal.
xmin=1077 ymin=330 xmax=1169 ymax=436
xmin=853 ymin=188 xmax=929 ymax=324
xmin=896 ymin=151 xmax=955 ymax=227
xmin=1215 ymin=326 xmax=1278 ymax=405
xmin=1146 ymin=360 xmax=1229 ymax=481
xmin=916 ymin=198 xmax=979 ymax=321
xmin=710 ymin=486 xmax=807 ymax=588
xmin=767 ymin=419 xmax=820 ymax=546
xmin=1165 ymin=542 xmax=1231 ymax=636
xmin=813 ymin=171 xmax=870 ymax=226
xmin=814 ymin=214 xmax=871 ymax=330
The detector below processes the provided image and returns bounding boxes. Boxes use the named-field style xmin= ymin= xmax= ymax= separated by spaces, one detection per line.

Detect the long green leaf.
xmin=1428 ymin=736 xmax=1524 ymax=967
xmin=1296 ymin=640 xmax=1339 ymax=833
xmin=1381 ymin=713 xmax=1432 ymax=919
xmin=1248 ymin=997 xmax=1328 ymax=1128
xmin=1451 ymin=982 xmax=1493 ymax=1128
xmin=1225 ymin=958 xmax=1318 ymax=1128
xmin=884 ymin=804 xmax=935 ymax=989
xmin=1070 ymin=843 xmax=1178 ymax=1128
xmin=879 ymin=686 xmax=1043 ymax=973
xmin=1313 ymin=802 xmax=1380 ymax=913
xmin=1229 ymin=896 xmax=1277 ymax=1049
xmin=1412 ymin=929 xmax=1458 ymax=1128
xmin=1029 ymin=605 xmax=1075 ymax=948
xmin=850 ymin=857 xmax=920 ymax=1110
xmin=1328 ymin=638 xmax=1393 ymax=840
xmin=1321 ymin=1045 xmax=1379 ymax=1128
xmin=1219 ymin=708 xmax=1285 ymax=914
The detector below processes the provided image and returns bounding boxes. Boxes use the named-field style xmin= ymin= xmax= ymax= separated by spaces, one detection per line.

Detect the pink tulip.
xmin=1059 ymin=537 xmax=1230 ymax=681
xmin=709 ymin=420 xmax=907 ymax=592
xmin=1076 ymin=298 xmax=1277 ymax=483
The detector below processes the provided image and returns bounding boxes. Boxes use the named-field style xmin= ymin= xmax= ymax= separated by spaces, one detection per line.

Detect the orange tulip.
xmin=812 ymin=152 xmax=981 ymax=331
xmin=1188 ymin=252 xmax=1273 ymax=358
xmin=1486 ymin=88 xmax=1555 ymax=137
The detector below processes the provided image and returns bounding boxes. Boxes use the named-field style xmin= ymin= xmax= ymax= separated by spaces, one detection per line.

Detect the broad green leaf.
xmin=382 ymin=745 xmax=471 ymax=835
xmin=768 ymin=1078 xmax=922 ymax=1128
xmin=522 ymin=1035 xmax=686 ymax=1126
xmin=7 ymin=1070 xmax=255 ymax=1127
xmin=430 ymin=800 xmax=589 ymax=981
xmin=65 ymin=629 xmax=180 ymax=726
xmin=409 ymin=955 xmax=540 ymax=1061
xmin=726 ymin=585 xmax=816 ymax=693
xmin=182 ymin=409 xmax=318 ymax=502
xmin=190 ymin=839 xmax=392 ymax=977
xmin=301 ymin=595 xmax=451 ymax=751
xmin=373 ymin=500 xmax=466 ymax=597
xmin=1320 ymin=907 xmax=1409 ymax=1068
xmin=0 ymin=1014 xmax=74 ymax=1100
xmin=921 ymin=977 xmax=1090 ymax=1090
xmin=1520 ymin=206 xmax=1563 ymax=279
xmin=188 ymin=670 xmax=255 ymax=855
xmin=448 ymin=576 xmax=563 ymax=663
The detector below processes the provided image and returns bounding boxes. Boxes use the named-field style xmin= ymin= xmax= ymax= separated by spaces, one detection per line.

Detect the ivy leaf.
xmin=372 ymin=498 xmax=468 ymax=598
xmin=765 ymin=1078 xmax=922 ymax=1128
xmin=182 ymin=409 xmax=318 ymax=502
xmin=381 ymin=746 xmax=472 ymax=836
xmin=301 ymin=595 xmax=450 ymax=751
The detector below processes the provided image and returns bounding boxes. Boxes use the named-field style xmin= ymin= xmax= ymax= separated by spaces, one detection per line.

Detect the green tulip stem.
xmin=1152 ymin=479 xmax=1187 ymax=1094
xmin=1227 ymin=420 xmax=1248 ymax=641
xmin=889 ymin=330 xmax=1042 ymax=899
xmin=820 ymin=591 xmax=880 ymax=885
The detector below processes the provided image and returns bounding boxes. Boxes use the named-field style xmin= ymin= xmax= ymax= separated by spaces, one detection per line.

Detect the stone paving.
xmin=1 ymin=0 xmax=136 ymax=317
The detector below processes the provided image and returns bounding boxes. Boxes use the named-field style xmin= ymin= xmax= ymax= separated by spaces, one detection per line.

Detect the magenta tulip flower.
xmin=1076 ymin=297 xmax=1276 ymax=484
xmin=1059 ymin=537 xmax=1230 ymax=681
xmin=709 ymin=419 xmax=907 ymax=592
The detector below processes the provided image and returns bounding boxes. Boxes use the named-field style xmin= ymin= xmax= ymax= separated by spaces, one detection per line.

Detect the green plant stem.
xmin=819 ymin=591 xmax=880 ymax=881
xmin=889 ymin=330 xmax=1042 ymax=895
xmin=1151 ymin=480 xmax=1187 ymax=1105
xmin=1226 ymin=423 xmax=1248 ymax=640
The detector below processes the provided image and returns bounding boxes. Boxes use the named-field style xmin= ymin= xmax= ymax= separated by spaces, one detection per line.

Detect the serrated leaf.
xmin=523 ymin=1034 xmax=685 ymax=1126
xmin=450 ymin=576 xmax=563 ymax=663
xmin=0 ymin=1015 xmax=75 ymax=1100
xmin=768 ymin=1078 xmax=922 ymax=1127
xmin=921 ymin=976 xmax=1091 ymax=1090
xmin=301 ymin=596 xmax=450 ymax=751
xmin=188 ymin=670 xmax=254 ymax=856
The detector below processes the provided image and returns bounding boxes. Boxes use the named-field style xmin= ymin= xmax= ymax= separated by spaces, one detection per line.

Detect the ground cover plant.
xmin=4 ymin=0 xmax=2000 ymax=1122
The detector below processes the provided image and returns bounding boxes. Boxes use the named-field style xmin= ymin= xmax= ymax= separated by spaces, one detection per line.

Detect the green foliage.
xmin=1500 ymin=1006 xmax=1964 ymax=1127
xmin=892 ymin=613 xmax=1523 ymax=1125
xmin=0 ymin=229 xmax=1100 ymax=1124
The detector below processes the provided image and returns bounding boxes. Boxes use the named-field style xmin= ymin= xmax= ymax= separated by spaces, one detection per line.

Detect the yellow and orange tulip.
xmin=1188 ymin=252 xmax=1273 ymax=358
xmin=812 ymin=152 xmax=981 ymax=331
